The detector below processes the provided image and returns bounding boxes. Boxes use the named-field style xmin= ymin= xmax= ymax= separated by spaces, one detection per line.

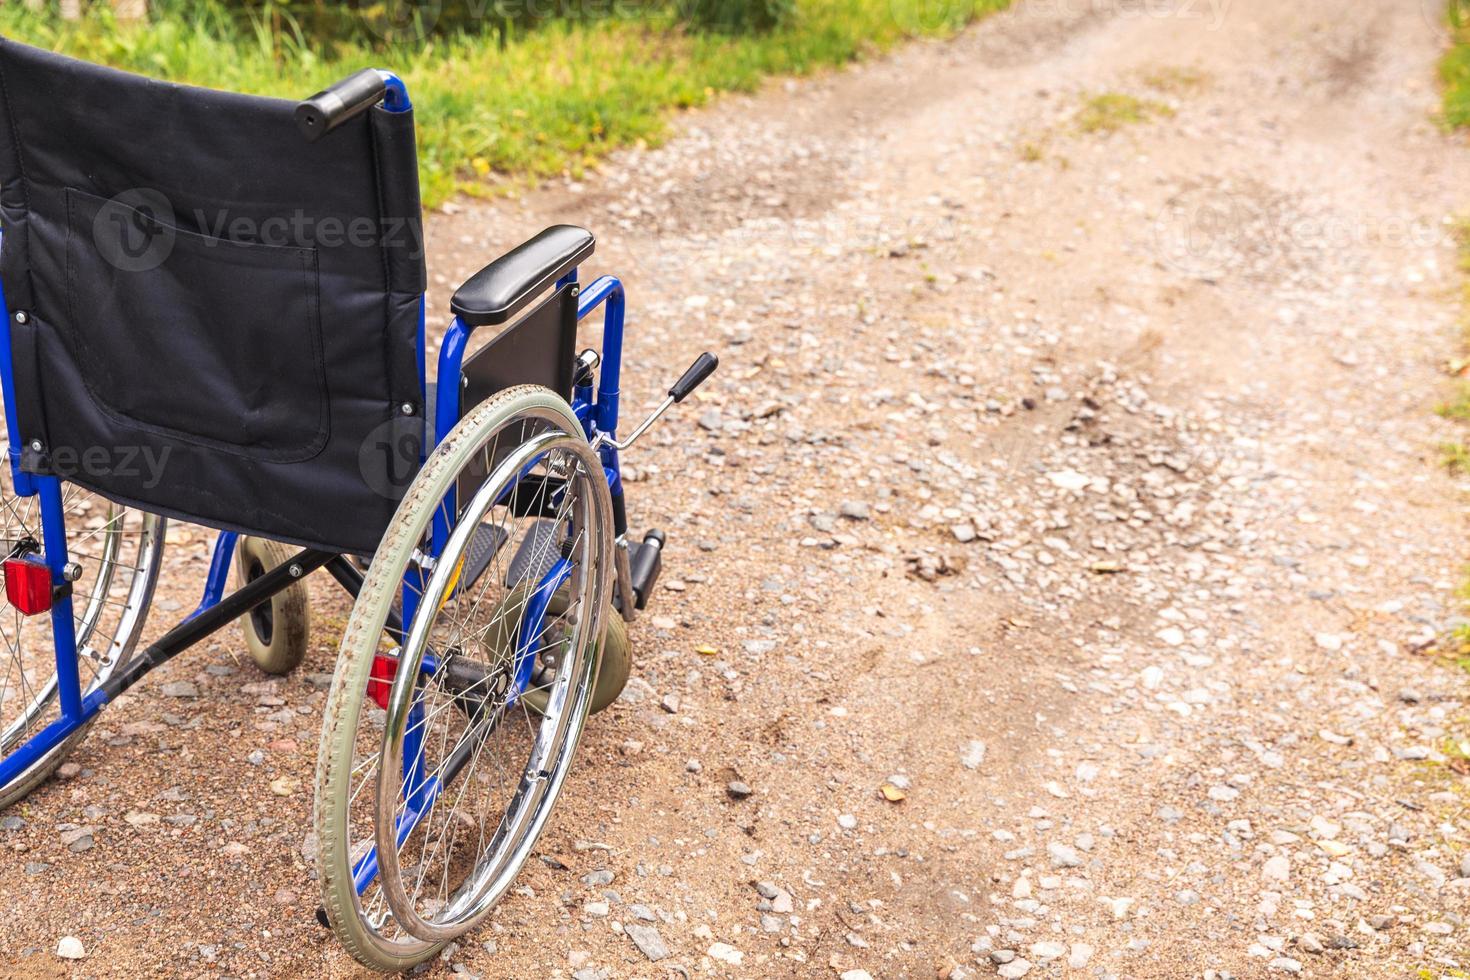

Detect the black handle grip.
xmin=296 ymin=69 xmax=387 ymax=143
xmin=669 ymin=352 xmax=718 ymax=403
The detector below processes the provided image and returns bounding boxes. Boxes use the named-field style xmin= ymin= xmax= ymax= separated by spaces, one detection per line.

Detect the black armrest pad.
xmin=450 ymin=225 xmax=595 ymax=327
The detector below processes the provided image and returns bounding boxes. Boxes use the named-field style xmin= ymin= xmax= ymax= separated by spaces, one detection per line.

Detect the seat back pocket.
xmin=63 ymin=186 xmax=328 ymax=462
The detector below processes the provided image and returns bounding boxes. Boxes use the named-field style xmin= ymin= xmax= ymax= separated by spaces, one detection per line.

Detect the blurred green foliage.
xmin=1 ymin=0 xmax=1009 ymax=205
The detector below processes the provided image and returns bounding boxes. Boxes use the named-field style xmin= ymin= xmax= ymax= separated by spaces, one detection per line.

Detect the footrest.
xmin=626 ymin=530 xmax=665 ymax=612
xmin=505 ymin=520 xmax=564 ymax=589
xmin=456 ymin=522 xmax=508 ymax=597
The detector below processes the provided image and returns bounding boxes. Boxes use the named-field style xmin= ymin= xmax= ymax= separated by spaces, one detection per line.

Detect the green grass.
xmin=1438 ymin=383 xmax=1470 ymax=420
xmin=1444 ymin=29 xmax=1470 ymax=128
xmin=0 ymin=0 xmax=1011 ymax=207
xmin=1139 ymin=65 xmax=1208 ymax=94
xmin=1074 ymin=92 xmax=1174 ymax=134
xmin=1441 ymin=441 xmax=1470 ymax=474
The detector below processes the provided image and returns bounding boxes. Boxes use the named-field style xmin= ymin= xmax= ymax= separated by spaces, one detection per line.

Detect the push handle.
xmin=296 ymin=68 xmax=388 ymax=143
xmin=669 ymin=353 xmax=719 ymax=403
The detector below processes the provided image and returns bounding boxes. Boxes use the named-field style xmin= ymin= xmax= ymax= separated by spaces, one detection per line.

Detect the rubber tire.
xmin=589 ymin=612 xmax=631 ymax=714
xmin=235 ymin=536 xmax=311 ymax=676
xmin=316 ymin=385 xmax=605 ymax=973
xmin=517 ymin=592 xmax=631 ymax=716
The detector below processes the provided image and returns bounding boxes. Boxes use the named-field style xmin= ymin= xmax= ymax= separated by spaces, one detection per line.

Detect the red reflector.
xmin=368 ymin=653 xmax=396 ymax=710
xmin=4 ymin=557 xmax=53 ymax=616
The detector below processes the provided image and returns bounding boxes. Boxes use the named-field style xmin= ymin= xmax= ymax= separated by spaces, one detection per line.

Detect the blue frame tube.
xmin=190 ymin=531 xmax=239 ymax=620
xmin=576 ymin=275 xmax=625 ymax=441
xmin=512 ymin=559 xmax=570 ymax=706
xmin=37 ymin=477 xmax=82 ymax=718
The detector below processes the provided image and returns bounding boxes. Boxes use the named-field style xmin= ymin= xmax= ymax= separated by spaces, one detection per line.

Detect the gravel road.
xmin=4 ymin=0 xmax=1470 ymax=977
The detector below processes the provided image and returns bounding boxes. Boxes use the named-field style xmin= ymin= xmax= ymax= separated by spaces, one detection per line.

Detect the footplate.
xmin=455 ymin=522 xmax=509 ymax=597
xmin=505 ymin=520 xmax=564 ymax=589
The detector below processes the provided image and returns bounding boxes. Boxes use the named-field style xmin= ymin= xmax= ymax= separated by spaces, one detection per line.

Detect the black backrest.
xmin=0 ymin=38 xmax=425 ymax=554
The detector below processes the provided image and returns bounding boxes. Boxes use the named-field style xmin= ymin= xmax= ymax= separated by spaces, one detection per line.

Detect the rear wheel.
xmin=0 ymin=467 xmax=165 ymax=810
xmin=315 ymin=386 xmax=613 ymax=971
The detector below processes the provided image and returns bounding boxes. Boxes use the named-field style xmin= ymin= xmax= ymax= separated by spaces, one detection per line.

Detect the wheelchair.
xmin=0 ymin=40 xmax=715 ymax=972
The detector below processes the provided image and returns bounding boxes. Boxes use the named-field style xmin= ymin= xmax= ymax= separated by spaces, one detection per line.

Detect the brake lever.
xmin=592 ymin=353 xmax=719 ymax=453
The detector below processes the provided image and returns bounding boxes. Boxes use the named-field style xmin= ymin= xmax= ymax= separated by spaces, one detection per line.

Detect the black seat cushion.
xmin=451 ymin=225 xmax=594 ymax=327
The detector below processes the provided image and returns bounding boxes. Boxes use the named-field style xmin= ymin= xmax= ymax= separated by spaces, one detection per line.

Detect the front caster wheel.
xmin=516 ymin=589 xmax=630 ymax=717
xmin=236 ymin=536 xmax=311 ymax=676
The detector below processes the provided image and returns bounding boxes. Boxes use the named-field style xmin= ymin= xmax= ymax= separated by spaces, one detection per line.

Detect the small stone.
xmin=1262 ymin=855 xmax=1290 ymax=882
xmin=839 ymin=501 xmax=871 ymax=521
xmin=951 ymin=523 xmax=976 ymax=543
xmin=960 ymin=740 xmax=987 ymax=770
xmin=1047 ymin=470 xmax=1089 ymax=491
xmin=840 ymin=972 xmax=874 ymax=980
xmin=837 ymin=814 xmax=858 ymax=830
xmin=626 ymin=923 xmax=668 ymax=962
xmin=1459 ymin=853 xmax=1470 ymax=880
xmin=726 ymin=781 xmax=752 ymax=800
xmin=1047 ymin=842 xmax=1082 ymax=868
xmin=56 ymin=762 xmax=81 ymax=779
xmin=660 ymin=694 xmax=680 ymax=714
xmin=707 ymin=942 xmax=742 ymax=965
xmin=583 ymin=901 xmax=609 ymax=917
xmin=123 ymin=811 xmax=159 ymax=828
xmin=686 ymin=759 xmax=702 ymax=773
xmin=1269 ymin=957 xmax=1302 ymax=974
xmin=989 ymin=949 xmax=1015 ymax=964
xmin=997 ymin=956 xmax=1032 ymax=978
xmin=697 ymin=410 xmax=723 ymax=432
xmin=160 ymin=681 xmax=198 ymax=698
xmin=56 ymin=936 xmax=85 ymax=960
xmin=1 ymin=815 xmax=24 ymax=832
xmin=1298 ymin=933 xmax=1324 ymax=954
xmin=1029 ymin=941 xmax=1066 ymax=962
xmin=582 ymin=869 xmax=614 ymax=887
xmin=1068 ymin=944 xmax=1093 ymax=969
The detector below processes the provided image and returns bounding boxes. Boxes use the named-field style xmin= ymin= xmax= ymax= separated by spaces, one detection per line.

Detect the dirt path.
xmin=4 ymin=0 xmax=1470 ymax=977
